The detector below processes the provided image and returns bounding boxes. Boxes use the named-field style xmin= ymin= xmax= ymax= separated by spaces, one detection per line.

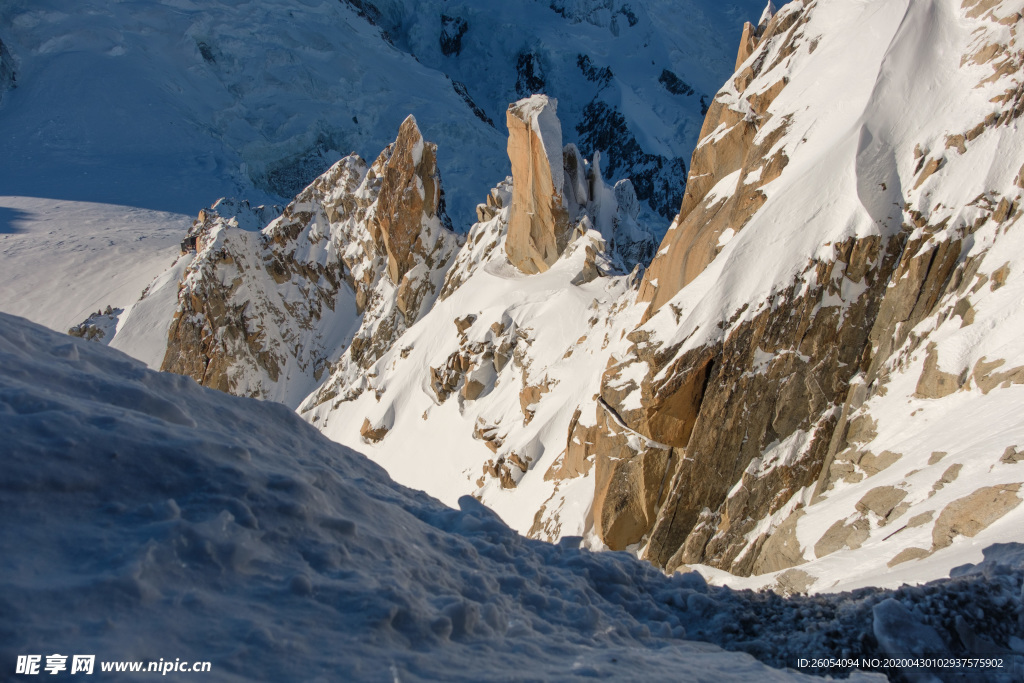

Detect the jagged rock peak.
xmin=638 ymin=0 xmax=800 ymax=318
xmin=162 ymin=116 xmax=459 ymax=407
xmin=504 ymin=95 xmax=572 ymax=274
xmin=735 ymin=1 xmax=777 ymax=71
xmin=372 ymin=114 xmax=450 ymax=286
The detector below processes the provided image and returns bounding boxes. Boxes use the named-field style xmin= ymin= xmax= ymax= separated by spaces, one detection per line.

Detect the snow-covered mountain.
xmin=6 ymin=311 xmax=1024 ymax=681
xmin=80 ymin=0 xmax=1024 ymax=602
xmin=593 ymin=0 xmax=1024 ymax=592
xmin=0 ymin=0 xmax=766 ymax=224
xmin=5 ymin=0 xmax=1024 ymax=669
xmin=0 ymin=0 xmax=770 ymax=343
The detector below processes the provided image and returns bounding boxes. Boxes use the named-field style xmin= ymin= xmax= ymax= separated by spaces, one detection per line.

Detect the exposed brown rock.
xmin=952 ymin=297 xmax=975 ymax=326
xmin=375 ymin=116 xmax=445 ymax=286
xmin=482 ymin=457 xmax=521 ymax=489
xmin=931 ymin=484 xmax=1022 ymax=549
xmin=735 ymin=22 xmax=760 ymax=71
xmin=845 ymin=414 xmax=878 ymax=444
xmin=859 ymin=450 xmax=902 ymax=477
xmin=1001 ymin=446 xmax=1023 ymax=464
xmin=544 ymin=408 xmax=598 ymax=481
xmin=907 ymin=511 xmax=934 ymax=528
xmin=504 ymin=96 xmax=571 ymax=274
xmin=519 ymin=379 xmax=552 ymax=424
xmin=856 ymin=486 xmax=908 ymax=518
xmin=914 ymin=342 xmax=964 ymax=399
xmin=591 ymin=402 xmax=673 ymax=550
xmin=773 ymin=568 xmax=815 ymax=597
xmin=461 ymin=379 xmax=485 ymax=401
xmin=931 ymin=464 xmax=963 ymax=494
xmin=972 ymin=356 xmax=1024 ymax=394
xmin=454 ymin=314 xmax=477 ymax=335
xmin=360 ymin=418 xmax=389 ymax=443
xmin=752 ymin=509 xmax=807 ymax=575
xmin=913 ymin=157 xmax=944 ymax=189
xmin=632 ymin=232 xmax=908 ymax=573
xmin=990 ymin=262 xmax=1010 ymax=289
xmin=473 ymin=420 xmax=504 ymax=453
xmin=888 ymin=547 xmax=931 ymax=568
xmin=963 ymin=0 xmax=1002 ymax=20
xmin=815 ymin=517 xmax=870 ymax=558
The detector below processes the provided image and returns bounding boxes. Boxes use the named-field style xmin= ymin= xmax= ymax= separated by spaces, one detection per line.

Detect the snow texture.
xmin=6 ymin=312 xmax=1024 ymax=681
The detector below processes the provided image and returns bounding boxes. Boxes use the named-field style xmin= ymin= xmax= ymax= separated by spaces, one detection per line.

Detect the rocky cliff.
xmin=162 ymin=116 xmax=459 ymax=407
xmin=504 ymin=96 xmax=572 ymax=273
xmin=589 ymin=0 xmax=1024 ymax=591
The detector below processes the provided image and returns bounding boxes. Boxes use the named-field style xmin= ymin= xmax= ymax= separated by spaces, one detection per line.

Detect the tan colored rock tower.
xmin=504 ymin=95 xmax=572 ymax=274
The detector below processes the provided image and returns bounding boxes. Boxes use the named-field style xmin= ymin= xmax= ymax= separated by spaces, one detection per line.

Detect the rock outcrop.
xmin=504 ymin=95 xmax=572 ymax=274
xmin=637 ymin=0 xmax=796 ymax=317
xmin=163 ymin=116 xmax=459 ymax=406
xmin=501 ymin=94 xmax=656 ymax=275
xmin=585 ymin=0 xmax=1024 ymax=581
xmin=68 ymin=306 xmax=123 ymax=344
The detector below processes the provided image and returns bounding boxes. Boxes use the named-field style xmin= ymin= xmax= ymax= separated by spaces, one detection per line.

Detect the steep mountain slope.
xmin=7 ymin=311 xmax=1024 ymax=681
xmin=587 ymin=0 xmax=1024 ymax=592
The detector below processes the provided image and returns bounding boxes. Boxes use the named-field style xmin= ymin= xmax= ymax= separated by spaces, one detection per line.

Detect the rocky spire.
xmin=504 ymin=95 xmax=572 ymax=274
xmin=373 ymin=115 xmax=448 ymax=286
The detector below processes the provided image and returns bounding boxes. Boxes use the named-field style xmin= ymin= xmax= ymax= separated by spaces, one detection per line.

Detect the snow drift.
xmin=5 ymin=311 xmax=1024 ymax=681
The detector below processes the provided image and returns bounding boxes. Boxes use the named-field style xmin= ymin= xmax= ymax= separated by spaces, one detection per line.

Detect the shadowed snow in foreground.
xmin=0 ymin=312 xmax=1021 ymax=681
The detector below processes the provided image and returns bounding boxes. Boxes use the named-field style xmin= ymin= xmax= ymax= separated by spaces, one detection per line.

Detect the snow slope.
xmin=602 ymin=0 xmax=1024 ymax=591
xmin=303 ymin=209 xmax=646 ymax=541
xmin=0 ymin=196 xmax=186 ymax=337
xmin=0 ymin=312 xmax=801 ymax=680
xmin=7 ymin=310 xmax=1024 ymax=681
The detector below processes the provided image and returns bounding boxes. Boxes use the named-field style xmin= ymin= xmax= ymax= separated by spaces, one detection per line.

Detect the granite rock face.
xmin=586 ymin=0 xmax=1024 ymax=578
xmin=163 ymin=117 xmax=459 ymax=406
xmin=504 ymin=95 xmax=572 ymax=274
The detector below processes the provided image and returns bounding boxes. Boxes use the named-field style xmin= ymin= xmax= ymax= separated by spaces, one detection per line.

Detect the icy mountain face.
xmin=0 ymin=0 xmax=766 ymax=224
xmin=0 ymin=36 xmax=15 ymax=103
xmin=586 ymin=0 xmax=1024 ymax=591
xmin=161 ymin=116 xmax=459 ymax=408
